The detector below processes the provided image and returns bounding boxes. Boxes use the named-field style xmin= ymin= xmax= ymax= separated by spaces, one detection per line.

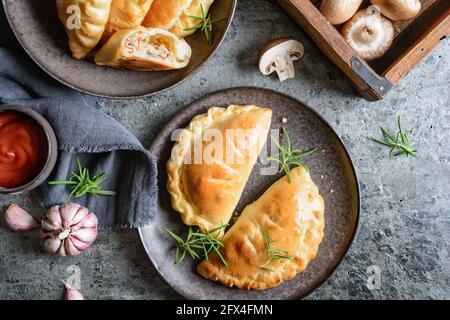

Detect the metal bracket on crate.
xmin=351 ymin=56 xmax=394 ymax=101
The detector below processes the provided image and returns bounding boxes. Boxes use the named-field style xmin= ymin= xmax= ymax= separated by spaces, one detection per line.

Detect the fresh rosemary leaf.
xmin=48 ymin=158 xmax=116 ymax=202
xmin=371 ymin=116 xmax=417 ymax=158
xmin=164 ymin=227 xmax=184 ymax=245
xmin=184 ymin=4 xmax=226 ymax=46
xmin=163 ymin=224 xmax=228 ymax=266
xmin=259 ymin=232 xmax=293 ymax=272
xmin=267 ymin=127 xmax=318 ymax=182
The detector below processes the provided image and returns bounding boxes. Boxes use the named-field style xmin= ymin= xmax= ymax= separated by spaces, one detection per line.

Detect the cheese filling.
xmin=125 ymin=32 xmax=174 ymax=60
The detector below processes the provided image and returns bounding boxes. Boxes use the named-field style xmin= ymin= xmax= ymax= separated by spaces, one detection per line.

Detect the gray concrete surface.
xmin=1 ymin=0 xmax=449 ymax=300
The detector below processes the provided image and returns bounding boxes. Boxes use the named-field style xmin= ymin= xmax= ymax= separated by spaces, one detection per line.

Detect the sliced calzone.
xmin=197 ymin=166 xmax=325 ymax=290
xmin=167 ymin=105 xmax=272 ymax=233
xmin=94 ymin=27 xmax=192 ymax=70
xmin=143 ymin=0 xmax=215 ymax=38
xmin=102 ymin=0 xmax=154 ymax=42
xmin=56 ymin=0 xmax=112 ymax=59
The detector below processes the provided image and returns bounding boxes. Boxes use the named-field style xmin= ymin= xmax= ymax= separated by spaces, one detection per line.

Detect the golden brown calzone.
xmin=142 ymin=0 xmax=193 ymax=31
xmin=167 ymin=105 xmax=272 ymax=233
xmin=102 ymin=0 xmax=154 ymax=42
xmin=142 ymin=0 xmax=215 ymax=37
xmin=56 ymin=0 xmax=112 ymax=59
xmin=197 ymin=166 xmax=325 ymax=290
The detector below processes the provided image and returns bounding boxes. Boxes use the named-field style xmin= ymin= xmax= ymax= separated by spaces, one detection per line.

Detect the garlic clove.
xmin=43 ymin=237 xmax=62 ymax=254
xmin=71 ymin=227 xmax=98 ymax=243
xmin=41 ymin=218 xmax=59 ymax=232
xmin=70 ymin=236 xmax=93 ymax=252
xmin=65 ymin=237 xmax=83 ymax=256
xmin=58 ymin=241 xmax=68 ymax=256
xmin=40 ymin=230 xmax=54 ymax=241
xmin=60 ymin=203 xmax=81 ymax=226
xmin=70 ymin=207 xmax=90 ymax=226
xmin=72 ymin=213 xmax=98 ymax=230
xmin=5 ymin=204 xmax=39 ymax=232
xmin=47 ymin=205 xmax=63 ymax=227
xmin=64 ymin=283 xmax=85 ymax=300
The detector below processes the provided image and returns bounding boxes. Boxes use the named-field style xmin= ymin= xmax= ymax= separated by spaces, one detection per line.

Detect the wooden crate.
xmin=277 ymin=0 xmax=450 ymax=101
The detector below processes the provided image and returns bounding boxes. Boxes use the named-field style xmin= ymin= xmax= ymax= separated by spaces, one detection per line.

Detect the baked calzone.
xmin=197 ymin=166 xmax=325 ymax=290
xmin=167 ymin=105 xmax=272 ymax=233
xmin=94 ymin=27 xmax=192 ymax=70
xmin=56 ymin=0 xmax=112 ymax=59
xmin=142 ymin=0 xmax=215 ymax=37
xmin=102 ymin=0 xmax=154 ymax=42
xmin=142 ymin=0 xmax=193 ymax=31
xmin=168 ymin=0 xmax=215 ymax=38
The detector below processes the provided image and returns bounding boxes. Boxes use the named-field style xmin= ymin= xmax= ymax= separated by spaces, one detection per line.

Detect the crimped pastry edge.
xmin=196 ymin=169 xmax=325 ymax=290
xmin=166 ymin=105 xmax=271 ymax=232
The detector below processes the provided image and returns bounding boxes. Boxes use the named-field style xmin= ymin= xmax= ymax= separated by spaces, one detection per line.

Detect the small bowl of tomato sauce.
xmin=0 ymin=105 xmax=58 ymax=195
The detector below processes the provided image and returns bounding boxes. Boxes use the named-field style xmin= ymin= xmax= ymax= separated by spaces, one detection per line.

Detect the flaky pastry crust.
xmin=167 ymin=105 xmax=272 ymax=232
xmin=102 ymin=0 xmax=154 ymax=42
xmin=197 ymin=167 xmax=325 ymax=290
xmin=56 ymin=0 xmax=112 ymax=59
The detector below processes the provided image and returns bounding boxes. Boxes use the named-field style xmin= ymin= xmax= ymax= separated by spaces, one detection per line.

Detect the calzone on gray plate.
xmin=197 ymin=166 xmax=325 ymax=290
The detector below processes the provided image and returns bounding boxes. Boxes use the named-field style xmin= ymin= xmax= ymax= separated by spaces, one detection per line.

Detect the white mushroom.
xmin=259 ymin=39 xmax=304 ymax=82
xmin=370 ymin=0 xmax=421 ymax=21
xmin=320 ymin=0 xmax=364 ymax=25
xmin=341 ymin=9 xmax=394 ymax=61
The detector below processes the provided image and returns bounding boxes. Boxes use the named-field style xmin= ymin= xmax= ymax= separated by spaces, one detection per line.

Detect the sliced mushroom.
xmin=259 ymin=39 xmax=304 ymax=82
xmin=370 ymin=0 xmax=421 ymax=21
xmin=341 ymin=9 xmax=394 ymax=61
xmin=320 ymin=0 xmax=364 ymax=25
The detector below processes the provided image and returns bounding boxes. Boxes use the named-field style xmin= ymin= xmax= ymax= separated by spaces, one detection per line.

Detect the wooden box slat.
xmin=381 ymin=1 xmax=450 ymax=84
xmin=277 ymin=0 xmax=450 ymax=101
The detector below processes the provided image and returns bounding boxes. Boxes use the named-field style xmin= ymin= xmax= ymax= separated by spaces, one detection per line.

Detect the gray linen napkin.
xmin=0 ymin=18 xmax=157 ymax=228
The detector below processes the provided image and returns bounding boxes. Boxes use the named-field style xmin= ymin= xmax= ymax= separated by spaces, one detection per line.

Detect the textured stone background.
xmin=1 ymin=1 xmax=449 ymax=300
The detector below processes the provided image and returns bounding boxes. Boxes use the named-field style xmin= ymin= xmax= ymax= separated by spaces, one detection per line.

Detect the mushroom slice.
xmin=370 ymin=0 xmax=421 ymax=21
xmin=259 ymin=39 xmax=304 ymax=82
xmin=341 ymin=9 xmax=394 ymax=61
xmin=320 ymin=0 xmax=363 ymax=25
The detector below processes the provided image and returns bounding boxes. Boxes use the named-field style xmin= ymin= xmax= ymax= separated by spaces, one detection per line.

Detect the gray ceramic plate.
xmin=139 ymin=87 xmax=360 ymax=300
xmin=2 ymin=0 xmax=236 ymax=99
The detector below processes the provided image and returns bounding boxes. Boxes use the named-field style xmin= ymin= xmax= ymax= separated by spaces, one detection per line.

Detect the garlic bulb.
xmin=41 ymin=203 xmax=98 ymax=256
xmin=5 ymin=204 xmax=39 ymax=232
xmin=64 ymin=282 xmax=85 ymax=300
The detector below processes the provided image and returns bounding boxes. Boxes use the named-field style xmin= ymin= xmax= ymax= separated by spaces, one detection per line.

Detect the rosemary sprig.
xmin=184 ymin=4 xmax=227 ymax=45
xmin=267 ymin=127 xmax=318 ymax=182
xmin=164 ymin=224 xmax=228 ymax=266
xmin=259 ymin=232 xmax=293 ymax=272
xmin=371 ymin=116 xmax=417 ymax=158
xmin=48 ymin=158 xmax=116 ymax=202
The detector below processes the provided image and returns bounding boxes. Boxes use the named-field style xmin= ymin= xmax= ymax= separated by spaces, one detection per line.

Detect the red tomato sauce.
xmin=0 ymin=111 xmax=48 ymax=188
